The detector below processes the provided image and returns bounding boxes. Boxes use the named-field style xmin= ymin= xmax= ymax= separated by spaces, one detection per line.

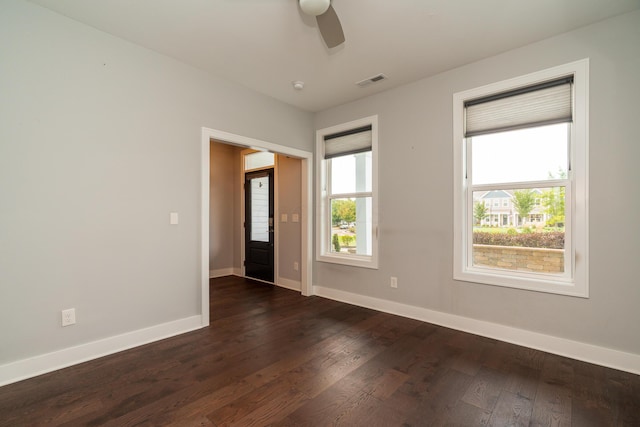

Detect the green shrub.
xmin=332 ymin=234 xmax=340 ymax=252
xmin=506 ymin=228 xmax=517 ymax=235
xmin=473 ymin=231 xmax=564 ymax=249
xmin=340 ymin=235 xmax=354 ymax=247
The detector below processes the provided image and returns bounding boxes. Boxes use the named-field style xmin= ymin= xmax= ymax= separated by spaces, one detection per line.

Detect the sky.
xmin=330 ymin=152 xmax=372 ymax=195
xmin=471 ymin=123 xmax=568 ymax=185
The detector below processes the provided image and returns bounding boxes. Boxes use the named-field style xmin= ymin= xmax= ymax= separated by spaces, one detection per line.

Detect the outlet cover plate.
xmin=62 ymin=308 xmax=76 ymax=327
xmin=390 ymin=277 xmax=398 ymax=288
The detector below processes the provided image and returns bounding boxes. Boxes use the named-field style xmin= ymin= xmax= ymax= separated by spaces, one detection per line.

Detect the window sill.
xmin=454 ymin=267 xmax=588 ymax=298
xmin=317 ymin=253 xmax=378 ymax=270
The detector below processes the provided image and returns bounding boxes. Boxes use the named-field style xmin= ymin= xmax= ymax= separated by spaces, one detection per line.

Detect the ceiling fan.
xmin=299 ymin=0 xmax=345 ymax=48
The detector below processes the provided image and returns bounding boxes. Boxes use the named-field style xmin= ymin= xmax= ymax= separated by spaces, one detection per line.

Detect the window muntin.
xmin=469 ymin=122 xmax=570 ymax=279
xmin=316 ymin=116 xmax=378 ymax=269
xmin=453 ymin=60 xmax=589 ymax=297
xmin=328 ymin=151 xmax=373 ymax=258
xmin=469 ymin=126 xmax=570 ymax=281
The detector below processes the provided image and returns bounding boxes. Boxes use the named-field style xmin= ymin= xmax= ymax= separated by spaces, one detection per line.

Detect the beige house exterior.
xmin=474 ymin=189 xmax=547 ymax=227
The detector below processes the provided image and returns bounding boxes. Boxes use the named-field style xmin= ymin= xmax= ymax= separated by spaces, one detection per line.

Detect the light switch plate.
xmin=170 ymin=212 xmax=179 ymax=225
xmin=281 ymin=214 xmax=288 ymax=222
xmin=292 ymin=214 xmax=299 ymax=223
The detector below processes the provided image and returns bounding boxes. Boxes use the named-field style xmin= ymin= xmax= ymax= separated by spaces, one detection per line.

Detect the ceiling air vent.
xmin=356 ymin=73 xmax=388 ymax=87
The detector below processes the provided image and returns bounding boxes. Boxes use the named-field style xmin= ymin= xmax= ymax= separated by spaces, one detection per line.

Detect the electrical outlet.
xmin=293 ymin=262 xmax=299 ymax=271
xmin=61 ymin=308 xmax=76 ymax=327
xmin=390 ymin=277 xmax=398 ymax=288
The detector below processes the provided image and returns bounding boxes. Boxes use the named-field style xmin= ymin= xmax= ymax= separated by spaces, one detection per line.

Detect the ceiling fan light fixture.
xmin=299 ymin=0 xmax=330 ymax=16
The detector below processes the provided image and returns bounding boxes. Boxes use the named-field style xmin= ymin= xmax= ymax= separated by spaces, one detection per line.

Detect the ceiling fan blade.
xmin=316 ymin=4 xmax=345 ymax=48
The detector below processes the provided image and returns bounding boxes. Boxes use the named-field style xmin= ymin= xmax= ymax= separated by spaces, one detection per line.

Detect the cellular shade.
xmin=324 ymin=125 xmax=372 ymax=159
xmin=465 ymin=77 xmax=573 ymax=137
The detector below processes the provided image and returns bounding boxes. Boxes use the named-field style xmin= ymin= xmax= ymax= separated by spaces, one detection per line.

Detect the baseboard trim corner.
xmin=313 ymin=285 xmax=640 ymax=375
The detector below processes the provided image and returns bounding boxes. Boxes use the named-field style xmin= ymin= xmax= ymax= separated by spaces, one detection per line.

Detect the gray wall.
xmin=3 ymin=0 xmax=638 ymax=372
xmin=314 ymin=10 xmax=640 ymax=356
xmin=209 ymin=142 xmax=242 ymax=272
xmin=277 ymin=156 xmax=302 ymax=284
xmin=0 ymin=0 xmax=312 ymax=365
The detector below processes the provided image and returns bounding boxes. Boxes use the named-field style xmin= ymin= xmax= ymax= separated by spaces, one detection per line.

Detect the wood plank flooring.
xmin=1 ymin=276 xmax=639 ymax=426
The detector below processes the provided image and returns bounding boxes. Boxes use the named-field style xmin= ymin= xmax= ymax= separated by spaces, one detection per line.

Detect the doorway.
xmin=244 ymin=169 xmax=275 ymax=282
xmin=201 ymin=127 xmax=313 ymax=327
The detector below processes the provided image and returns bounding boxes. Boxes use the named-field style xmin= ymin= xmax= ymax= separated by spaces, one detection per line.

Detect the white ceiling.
xmin=28 ymin=0 xmax=640 ymax=112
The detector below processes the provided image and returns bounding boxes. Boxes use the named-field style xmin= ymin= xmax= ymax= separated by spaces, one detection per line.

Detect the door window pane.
xmin=250 ymin=176 xmax=269 ymax=242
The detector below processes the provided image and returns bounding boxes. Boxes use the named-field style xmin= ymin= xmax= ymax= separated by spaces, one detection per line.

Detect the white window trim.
xmin=453 ymin=59 xmax=589 ymax=297
xmin=316 ymin=115 xmax=379 ymax=269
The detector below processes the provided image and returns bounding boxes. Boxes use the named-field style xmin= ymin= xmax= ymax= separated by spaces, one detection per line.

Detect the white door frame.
xmin=201 ymin=127 xmax=313 ymax=326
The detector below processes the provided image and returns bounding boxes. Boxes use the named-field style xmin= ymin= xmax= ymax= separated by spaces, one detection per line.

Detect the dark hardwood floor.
xmin=1 ymin=276 xmax=639 ymax=426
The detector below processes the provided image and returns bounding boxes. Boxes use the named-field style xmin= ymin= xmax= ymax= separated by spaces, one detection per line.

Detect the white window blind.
xmin=465 ymin=77 xmax=573 ymax=137
xmin=324 ymin=125 xmax=372 ymax=159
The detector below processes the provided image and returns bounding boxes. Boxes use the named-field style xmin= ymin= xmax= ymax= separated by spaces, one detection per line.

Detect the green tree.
xmin=331 ymin=199 xmax=356 ymax=226
xmin=542 ymin=169 xmax=567 ymax=227
xmin=512 ymin=190 xmax=536 ymax=226
xmin=473 ymin=202 xmax=488 ymax=225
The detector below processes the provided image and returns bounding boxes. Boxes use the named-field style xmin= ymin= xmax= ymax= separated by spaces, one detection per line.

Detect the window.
xmin=532 ymin=214 xmax=543 ymax=223
xmin=244 ymin=151 xmax=274 ymax=171
xmin=316 ymin=116 xmax=378 ymax=268
xmin=453 ymin=60 xmax=589 ymax=297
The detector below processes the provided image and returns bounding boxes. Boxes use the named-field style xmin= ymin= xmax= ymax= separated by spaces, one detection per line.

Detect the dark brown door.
xmin=244 ymin=169 xmax=274 ymax=282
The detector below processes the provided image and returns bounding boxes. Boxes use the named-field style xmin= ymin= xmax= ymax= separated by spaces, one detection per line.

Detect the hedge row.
xmin=473 ymin=231 xmax=564 ymax=249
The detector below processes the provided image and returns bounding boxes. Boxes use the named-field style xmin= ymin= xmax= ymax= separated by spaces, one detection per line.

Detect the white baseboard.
xmin=0 ymin=315 xmax=204 ymax=387
xmin=276 ymin=277 xmax=301 ymax=292
xmin=209 ymin=268 xmax=237 ymax=278
xmin=313 ymin=286 xmax=640 ymax=375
